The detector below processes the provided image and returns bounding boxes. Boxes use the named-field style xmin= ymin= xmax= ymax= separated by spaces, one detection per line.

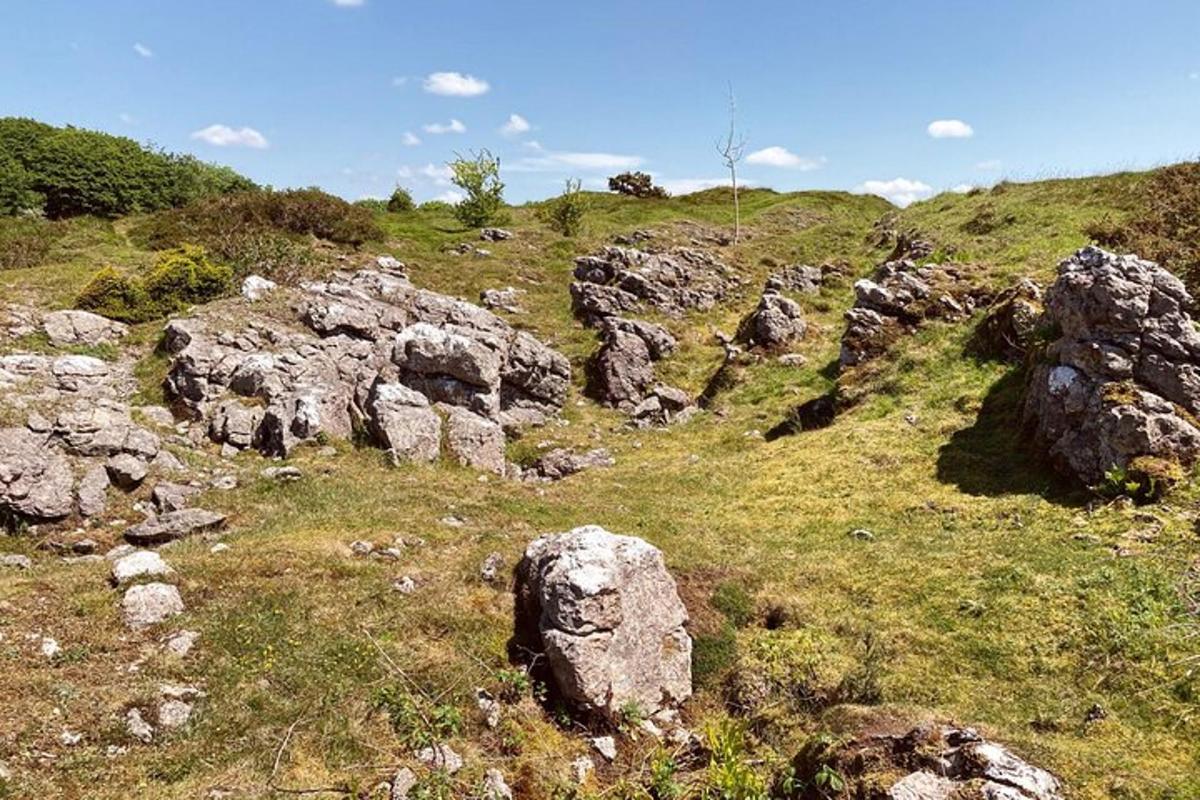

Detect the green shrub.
xmin=712 ymin=581 xmax=756 ymax=628
xmin=75 ymin=266 xmax=152 ymax=322
xmin=418 ymin=200 xmax=453 ymax=213
xmin=608 ymin=170 xmax=669 ymax=199
xmin=0 ymin=217 xmax=64 ymax=270
xmin=540 ymin=178 xmax=588 ymax=236
xmin=354 ymin=198 xmax=388 ymax=212
xmin=448 ymin=150 xmax=506 ymax=228
xmin=386 ymin=186 xmax=415 ymax=213
xmin=0 ymin=116 xmax=255 ymax=219
xmin=75 ymin=245 xmax=232 ymax=323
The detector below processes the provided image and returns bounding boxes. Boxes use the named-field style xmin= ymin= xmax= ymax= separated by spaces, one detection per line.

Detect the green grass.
xmin=1 ymin=174 xmax=1198 ymax=799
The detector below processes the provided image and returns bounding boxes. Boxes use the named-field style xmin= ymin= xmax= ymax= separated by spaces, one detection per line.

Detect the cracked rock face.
xmin=570 ymin=246 xmax=741 ymax=322
xmin=735 ymin=290 xmax=807 ymax=349
xmin=42 ymin=310 xmax=128 ymax=348
xmin=818 ymin=724 xmax=1061 ymax=800
xmin=164 ymin=268 xmax=570 ymax=462
xmin=840 ymin=260 xmax=976 ymax=370
xmin=973 ymin=278 xmax=1044 ymax=363
xmin=1023 ymin=247 xmax=1200 ymax=487
xmin=0 ymin=428 xmax=75 ymax=520
xmin=514 ymin=526 xmax=692 ymax=719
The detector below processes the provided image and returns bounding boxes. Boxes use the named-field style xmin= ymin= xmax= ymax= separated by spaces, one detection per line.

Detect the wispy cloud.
xmin=331 ymin=0 xmax=365 ymax=6
xmin=927 ymin=119 xmax=974 ymax=139
xmin=510 ymin=150 xmax=643 ymax=173
xmin=392 ymin=76 xmax=408 ymax=87
xmin=1190 ymin=71 xmax=1199 ymax=81
xmin=500 ymin=113 xmax=531 ymax=136
xmin=745 ymin=146 xmax=824 ymax=170
xmin=133 ymin=43 xmax=153 ymax=58
xmin=975 ymin=159 xmax=1002 ymax=171
xmin=418 ymin=163 xmax=453 ymax=185
xmin=422 ymin=71 xmax=490 ymax=97
xmin=190 ymin=124 xmax=269 ymax=149
xmin=402 ymin=131 xmax=421 ymax=146
xmin=854 ymin=177 xmax=933 ymax=207
xmin=118 ymin=112 xmax=135 ymax=124
xmin=950 ymin=183 xmax=975 ymax=193
xmin=422 ymin=119 xmax=466 ymax=135
xmin=434 ymin=189 xmax=465 ymax=204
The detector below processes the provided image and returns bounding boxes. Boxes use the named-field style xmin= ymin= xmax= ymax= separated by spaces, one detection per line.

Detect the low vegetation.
xmin=75 ymin=244 xmax=232 ymax=322
xmin=540 ymin=178 xmax=589 ymax=236
xmin=608 ymin=170 xmax=670 ymax=199
xmin=448 ymin=149 xmax=506 ymax=228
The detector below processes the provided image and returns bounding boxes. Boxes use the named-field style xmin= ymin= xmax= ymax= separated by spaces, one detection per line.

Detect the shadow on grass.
xmin=936 ymin=368 xmax=1083 ymax=503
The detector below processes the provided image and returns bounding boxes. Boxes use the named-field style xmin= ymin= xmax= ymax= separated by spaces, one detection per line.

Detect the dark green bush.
xmin=0 ymin=117 xmax=256 ymax=219
xmin=354 ymin=198 xmax=388 ymax=212
xmin=75 ymin=245 xmax=232 ymax=322
xmin=448 ymin=150 xmax=506 ymax=228
xmin=608 ymin=170 xmax=669 ymax=199
xmin=386 ymin=186 xmax=415 ymax=213
xmin=540 ymin=178 xmax=588 ymax=236
xmin=0 ymin=217 xmax=65 ymax=270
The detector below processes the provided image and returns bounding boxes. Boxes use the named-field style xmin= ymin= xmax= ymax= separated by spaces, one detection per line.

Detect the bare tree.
xmin=716 ymin=83 xmax=747 ymax=244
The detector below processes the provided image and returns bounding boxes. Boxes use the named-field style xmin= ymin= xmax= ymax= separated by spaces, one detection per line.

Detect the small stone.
xmin=392 ymin=576 xmax=416 ymax=594
xmin=350 ymin=540 xmax=375 ymax=556
xmin=479 ymin=552 xmax=504 ymax=583
xmin=210 ymin=543 xmax=229 ymax=554
xmin=777 ymin=353 xmax=807 ymax=367
xmin=415 ymin=743 xmax=462 ymax=773
xmin=210 ymin=475 xmax=238 ymax=490
xmin=59 ymin=730 xmax=83 ymax=747
xmin=112 ymin=550 xmax=175 ymax=585
xmin=849 ymin=528 xmax=875 ymax=541
xmin=261 ymin=466 xmax=302 ymax=482
xmin=1 ymin=554 xmax=32 ymax=570
xmin=591 ymin=735 xmax=617 ymax=761
xmin=164 ymin=630 xmax=199 ymax=658
xmin=240 ymin=274 xmax=277 ymax=302
xmin=124 ymin=509 xmax=226 ymax=546
xmin=571 ymin=756 xmax=595 ymax=784
xmin=439 ymin=515 xmax=465 ymax=528
xmin=125 ymin=708 xmax=153 ymax=743
xmin=40 ymin=637 xmax=61 ymax=658
xmin=122 ymin=583 xmax=185 ymax=629
xmin=482 ymin=769 xmax=513 ymax=800
xmin=105 ymin=544 xmax=136 ymax=561
xmin=106 ymin=453 xmax=149 ymax=489
xmin=476 ymin=688 xmax=500 ymax=728
xmin=157 ymin=699 xmax=193 ymax=730
xmin=390 ymin=767 xmax=417 ymax=800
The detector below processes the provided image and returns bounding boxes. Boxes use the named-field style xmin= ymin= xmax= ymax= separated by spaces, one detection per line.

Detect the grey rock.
xmin=124 ymin=509 xmax=226 ymax=546
xmin=482 ymin=769 xmax=513 ymax=800
xmin=571 ymin=246 xmax=740 ymax=322
xmin=521 ymin=447 xmax=614 ymax=482
xmin=366 ymin=382 xmax=441 ymax=463
xmin=588 ymin=329 xmax=656 ymax=410
xmin=151 ymin=481 xmax=200 ymax=513
xmin=591 ymin=735 xmax=618 ymax=761
xmin=125 ymin=708 xmax=154 ymax=743
xmin=164 ymin=629 xmax=199 ymax=658
xmin=261 ymin=465 xmax=302 ymax=482
xmin=480 ymin=227 xmax=513 ymax=242
xmin=112 ymin=550 xmax=174 ymax=585
xmin=766 ymin=264 xmax=823 ymax=294
xmin=1023 ymin=247 xmax=1200 ymax=487
xmin=106 ymin=453 xmax=148 ymax=489
xmin=1 ymin=554 xmax=32 ymax=570
xmin=77 ymin=463 xmax=110 ymax=517
xmin=0 ymin=427 xmax=74 ymax=520
xmin=442 ymin=406 xmax=506 ymax=474
xmin=240 ymin=274 xmax=277 ymax=302
xmin=736 ymin=291 xmax=808 ymax=348
xmin=390 ymin=767 xmax=418 ymax=800
xmin=973 ymin=278 xmax=1044 ymax=362
xmin=122 ymin=582 xmax=185 ymax=629
xmin=415 ymin=743 xmax=462 ymax=773
xmin=480 ymin=286 xmax=525 ymax=314
xmin=479 ymin=552 xmax=504 ymax=583
xmin=514 ymin=526 xmax=692 ymax=720
xmin=43 ymin=310 xmax=128 ymax=347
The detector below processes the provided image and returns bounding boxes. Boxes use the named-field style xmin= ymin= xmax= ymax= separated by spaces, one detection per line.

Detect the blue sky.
xmin=4 ymin=0 xmax=1200 ymax=206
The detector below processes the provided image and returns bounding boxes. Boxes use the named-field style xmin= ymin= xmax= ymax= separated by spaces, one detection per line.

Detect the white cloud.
xmin=510 ymin=151 xmax=644 ymax=173
xmin=392 ymin=76 xmax=408 ymax=87
xmin=745 ymin=146 xmax=825 ymax=170
xmin=331 ymin=0 xmax=365 ymax=6
xmin=1190 ymin=71 xmax=1199 ymax=80
xmin=522 ymin=140 xmax=543 ymax=151
xmin=402 ymin=131 xmax=421 ymax=146
xmin=656 ymin=177 xmax=733 ymax=195
xmin=418 ymin=163 xmax=453 ymax=185
xmin=434 ymin=189 xmax=465 ymax=205
xmin=927 ymin=119 xmax=974 ymax=139
xmin=500 ymin=113 xmax=531 ymax=136
xmin=396 ymin=166 xmax=414 ymax=179
xmin=422 ymin=71 xmax=490 ymax=97
xmin=422 ymin=119 xmax=466 ymax=135
xmin=975 ymin=159 xmax=1002 ymax=171
xmin=133 ymin=43 xmax=153 ymax=58
xmin=854 ymin=178 xmax=934 ymax=207
xmin=190 ymin=124 xmax=269 ymax=149
xmin=950 ymin=183 xmax=975 ymax=194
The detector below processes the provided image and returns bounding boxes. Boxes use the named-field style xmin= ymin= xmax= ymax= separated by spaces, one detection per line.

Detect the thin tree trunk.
xmin=731 ymin=164 xmax=740 ymax=244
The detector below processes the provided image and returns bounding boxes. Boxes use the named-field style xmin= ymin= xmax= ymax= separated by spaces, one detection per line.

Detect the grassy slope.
xmin=1 ymin=177 xmax=1198 ymax=799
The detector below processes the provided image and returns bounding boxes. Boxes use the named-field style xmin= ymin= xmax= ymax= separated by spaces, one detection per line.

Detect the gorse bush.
xmin=540 ymin=178 xmax=589 ymax=236
xmin=608 ymin=170 xmax=669 ymax=199
xmin=130 ymin=188 xmax=382 ymax=281
xmin=0 ymin=217 xmax=65 ymax=270
xmin=0 ymin=117 xmax=255 ymax=219
xmin=448 ymin=149 xmax=506 ymax=228
xmin=386 ymin=186 xmax=415 ymax=213
xmin=75 ymin=244 xmax=232 ymax=322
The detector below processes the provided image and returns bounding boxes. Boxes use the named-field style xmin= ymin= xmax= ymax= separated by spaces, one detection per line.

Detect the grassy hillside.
xmin=2 ymin=173 xmax=1198 ymax=799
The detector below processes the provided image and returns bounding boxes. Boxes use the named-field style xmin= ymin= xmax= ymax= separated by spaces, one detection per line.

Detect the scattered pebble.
xmin=591 ymin=735 xmax=617 ymax=761
xmin=391 ymin=576 xmax=417 ymax=594
xmin=571 ymin=756 xmax=595 ymax=784
xmin=415 ymin=743 xmax=462 ymax=773
xmin=40 ymin=637 xmax=61 ymax=659
xmin=1 ymin=554 xmax=32 ymax=570
xmin=125 ymin=708 xmax=153 ymax=743
xmin=163 ymin=630 xmax=199 ymax=658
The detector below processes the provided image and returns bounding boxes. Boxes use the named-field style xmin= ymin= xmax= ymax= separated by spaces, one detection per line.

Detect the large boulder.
xmin=125 ymin=509 xmax=226 ymax=546
xmin=1023 ymin=247 xmax=1200 ymax=491
xmin=42 ymin=310 xmax=128 ymax=348
xmin=0 ymin=428 xmax=74 ymax=520
xmin=513 ymin=526 xmax=692 ymax=720
xmin=735 ymin=290 xmax=807 ymax=349
xmin=365 ymin=382 xmax=441 ymax=463
xmin=587 ymin=329 xmax=656 ymax=410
